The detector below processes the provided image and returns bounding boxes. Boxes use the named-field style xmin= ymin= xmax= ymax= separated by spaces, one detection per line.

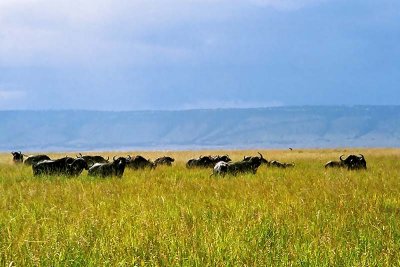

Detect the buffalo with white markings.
xmin=88 ymin=156 xmax=130 ymax=178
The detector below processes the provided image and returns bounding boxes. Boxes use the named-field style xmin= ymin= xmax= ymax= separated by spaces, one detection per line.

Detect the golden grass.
xmin=0 ymin=148 xmax=399 ymax=266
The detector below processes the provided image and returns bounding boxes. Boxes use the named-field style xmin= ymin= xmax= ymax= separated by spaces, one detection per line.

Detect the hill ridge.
xmin=1 ymin=106 xmax=399 ymax=151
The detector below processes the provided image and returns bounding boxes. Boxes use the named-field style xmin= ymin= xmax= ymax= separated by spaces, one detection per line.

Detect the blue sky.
xmin=0 ymin=0 xmax=399 ymax=110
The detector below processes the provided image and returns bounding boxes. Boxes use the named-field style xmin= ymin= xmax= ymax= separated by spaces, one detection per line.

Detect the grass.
xmin=0 ymin=148 xmax=400 ymax=266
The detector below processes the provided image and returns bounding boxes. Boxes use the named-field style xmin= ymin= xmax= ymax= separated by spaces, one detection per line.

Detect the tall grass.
xmin=0 ymin=149 xmax=399 ymax=266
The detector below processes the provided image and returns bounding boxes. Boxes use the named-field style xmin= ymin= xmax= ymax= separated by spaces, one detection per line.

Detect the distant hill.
xmin=1 ymin=106 xmax=400 ymax=151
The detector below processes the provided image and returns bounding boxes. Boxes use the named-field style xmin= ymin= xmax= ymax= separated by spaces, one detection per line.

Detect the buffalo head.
xmin=11 ymin=151 xmax=24 ymax=163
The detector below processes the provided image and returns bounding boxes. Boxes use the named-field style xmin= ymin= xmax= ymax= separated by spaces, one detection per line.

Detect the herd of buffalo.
xmin=10 ymin=151 xmax=367 ymax=178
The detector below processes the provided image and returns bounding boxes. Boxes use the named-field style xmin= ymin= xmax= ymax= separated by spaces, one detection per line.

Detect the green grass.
xmin=0 ymin=149 xmax=400 ymax=266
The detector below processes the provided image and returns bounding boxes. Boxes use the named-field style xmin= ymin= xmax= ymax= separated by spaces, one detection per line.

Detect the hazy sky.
xmin=0 ymin=0 xmax=399 ymax=110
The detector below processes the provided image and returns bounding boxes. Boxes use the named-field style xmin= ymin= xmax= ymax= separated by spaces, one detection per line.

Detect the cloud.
xmin=0 ymin=0 xmax=327 ymax=67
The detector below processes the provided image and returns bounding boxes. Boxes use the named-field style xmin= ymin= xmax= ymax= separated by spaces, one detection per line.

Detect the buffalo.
xmin=24 ymin=154 xmax=51 ymax=166
xmin=213 ymin=155 xmax=232 ymax=164
xmin=11 ymin=151 xmax=24 ymax=163
xmin=66 ymin=158 xmax=90 ymax=176
xmin=212 ymin=161 xmax=229 ymax=176
xmin=269 ymin=160 xmax=295 ymax=168
xmin=154 ymin=156 xmax=175 ymax=166
xmin=32 ymin=156 xmax=75 ymax=176
xmin=243 ymin=155 xmax=269 ymax=165
xmin=186 ymin=155 xmax=214 ymax=168
xmin=187 ymin=155 xmax=231 ymax=168
xmin=88 ymin=156 xmax=130 ymax=178
xmin=212 ymin=152 xmax=264 ymax=176
xmin=324 ymin=160 xmax=345 ymax=169
xmin=340 ymin=154 xmax=367 ymax=170
xmin=126 ymin=155 xmax=155 ymax=170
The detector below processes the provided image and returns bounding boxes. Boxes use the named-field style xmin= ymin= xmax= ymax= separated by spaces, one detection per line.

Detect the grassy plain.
xmin=0 ymin=148 xmax=399 ymax=266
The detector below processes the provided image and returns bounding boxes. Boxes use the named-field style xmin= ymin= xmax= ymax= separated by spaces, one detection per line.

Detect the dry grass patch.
xmin=0 ymin=149 xmax=399 ymax=265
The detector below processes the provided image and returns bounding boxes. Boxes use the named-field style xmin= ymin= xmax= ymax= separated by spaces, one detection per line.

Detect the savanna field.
xmin=1 ymin=149 xmax=400 ymax=266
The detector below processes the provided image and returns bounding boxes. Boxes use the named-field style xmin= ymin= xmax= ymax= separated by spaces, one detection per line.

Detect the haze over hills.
xmin=1 ymin=106 xmax=399 ymax=152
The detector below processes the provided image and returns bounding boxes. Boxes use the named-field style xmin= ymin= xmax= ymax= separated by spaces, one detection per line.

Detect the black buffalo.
xmin=186 ymin=155 xmax=214 ymax=168
xmin=24 ymin=154 xmax=52 ymax=166
xmin=211 ymin=161 xmax=229 ymax=176
xmin=243 ymin=155 xmax=269 ymax=165
xmin=340 ymin=154 xmax=367 ymax=170
xmin=187 ymin=155 xmax=231 ymax=168
xmin=11 ymin=151 xmax=24 ymax=163
xmin=212 ymin=153 xmax=264 ymax=176
xmin=324 ymin=160 xmax=345 ymax=169
xmin=32 ymin=156 xmax=75 ymax=176
xmin=126 ymin=155 xmax=155 ymax=170
xmin=88 ymin=156 xmax=130 ymax=178
xmin=213 ymin=155 xmax=232 ymax=164
xmin=66 ymin=158 xmax=90 ymax=176
xmin=269 ymin=160 xmax=295 ymax=168
xmin=154 ymin=156 xmax=175 ymax=166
